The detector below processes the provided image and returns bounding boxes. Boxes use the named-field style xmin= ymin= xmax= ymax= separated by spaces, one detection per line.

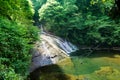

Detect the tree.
xmin=0 ymin=0 xmax=39 ymax=79
xmin=0 ymin=17 xmax=38 ymax=79
xmin=0 ymin=0 xmax=34 ymax=25
xmin=38 ymin=0 xmax=120 ymax=47
xmin=31 ymin=0 xmax=47 ymax=25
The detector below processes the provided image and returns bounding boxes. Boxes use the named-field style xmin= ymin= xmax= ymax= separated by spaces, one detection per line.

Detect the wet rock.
xmin=30 ymin=34 xmax=76 ymax=72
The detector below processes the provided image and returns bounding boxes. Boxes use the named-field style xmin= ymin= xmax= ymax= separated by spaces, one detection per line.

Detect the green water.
xmin=30 ymin=50 xmax=120 ymax=80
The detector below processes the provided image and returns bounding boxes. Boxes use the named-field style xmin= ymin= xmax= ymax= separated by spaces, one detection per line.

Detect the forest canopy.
xmin=38 ymin=0 xmax=120 ymax=47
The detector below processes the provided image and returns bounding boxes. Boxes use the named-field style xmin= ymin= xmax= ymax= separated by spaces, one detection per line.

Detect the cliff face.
xmin=29 ymin=33 xmax=73 ymax=72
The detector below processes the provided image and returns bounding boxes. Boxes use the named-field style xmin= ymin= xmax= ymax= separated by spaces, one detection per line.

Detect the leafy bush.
xmin=0 ymin=64 xmax=22 ymax=80
xmin=0 ymin=0 xmax=34 ymax=25
xmin=0 ymin=17 xmax=39 ymax=79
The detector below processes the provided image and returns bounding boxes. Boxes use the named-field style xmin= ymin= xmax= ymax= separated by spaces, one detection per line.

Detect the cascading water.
xmin=30 ymin=26 xmax=78 ymax=72
xmin=55 ymin=39 xmax=78 ymax=54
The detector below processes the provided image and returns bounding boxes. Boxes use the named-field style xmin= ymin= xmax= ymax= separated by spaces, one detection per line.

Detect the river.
xmin=30 ymin=50 xmax=120 ymax=80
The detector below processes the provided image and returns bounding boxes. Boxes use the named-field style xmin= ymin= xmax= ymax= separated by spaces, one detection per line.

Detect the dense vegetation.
xmin=1 ymin=0 xmax=120 ymax=80
xmin=0 ymin=0 xmax=38 ymax=79
xmin=39 ymin=0 xmax=120 ymax=47
xmin=31 ymin=0 xmax=47 ymax=25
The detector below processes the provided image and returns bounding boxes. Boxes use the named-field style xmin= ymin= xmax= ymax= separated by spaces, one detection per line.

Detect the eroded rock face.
xmin=29 ymin=34 xmax=70 ymax=72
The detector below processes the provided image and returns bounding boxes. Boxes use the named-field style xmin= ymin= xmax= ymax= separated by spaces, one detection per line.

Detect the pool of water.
xmin=30 ymin=50 xmax=120 ymax=80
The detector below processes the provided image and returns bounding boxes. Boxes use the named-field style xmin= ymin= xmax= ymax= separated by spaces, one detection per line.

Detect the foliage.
xmin=38 ymin=0 xmax=120 ymax=47
xmin=0 ymin=0 xmax=39 ymax=79
xmin=0 ymin=17 xmax=38 ymax=79
xmin=39 ymin=0 xmax=79 ymax=38
xmin=39 ymin=0 xmax=65 ymax=30
xmin=31 ymin=0 xmax=47 ymax=25
xmin=31 ymin=0 xmax=47 ymax=10
xmin=0 ymin=0 xmax=34 ymax=25
xmin=90 ymin=0 xmax=114 ymax=14
xmin=0 ymin=64 xmax=22 ymax=80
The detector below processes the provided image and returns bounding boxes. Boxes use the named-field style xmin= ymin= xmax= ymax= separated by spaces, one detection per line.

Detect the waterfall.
xmin=40 ymin=25 xmax=44 ymax=33
xmin=55 ymin=39 xmax=78 ymax=54
xmin=30 ymin=26 xmax=78 ymax=72
xmin=41 ymin=33 xmax=78 ymax=54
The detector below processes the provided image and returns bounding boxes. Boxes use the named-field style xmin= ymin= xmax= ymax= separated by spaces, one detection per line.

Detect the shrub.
xmin=0 ymin=17 xmax=39 ymax=79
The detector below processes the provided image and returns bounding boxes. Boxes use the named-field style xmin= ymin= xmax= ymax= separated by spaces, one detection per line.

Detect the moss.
xmin=94 ymin=66 xmax=120 ymax=80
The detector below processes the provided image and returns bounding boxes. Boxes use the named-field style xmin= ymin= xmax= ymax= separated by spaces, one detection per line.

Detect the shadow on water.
xmin=29 ymin=64 xmax=71 ymax=80
xmin=70 ymin=50 xmax=120 ymax=58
